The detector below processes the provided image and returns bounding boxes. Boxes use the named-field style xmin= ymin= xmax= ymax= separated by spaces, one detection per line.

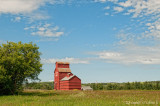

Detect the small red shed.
xmin=54 ymin=62 xmax=81 ymax=90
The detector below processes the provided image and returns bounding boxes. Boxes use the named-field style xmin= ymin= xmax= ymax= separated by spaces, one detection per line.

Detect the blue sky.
xmin=1 ymin=0 xmax=160 ymax=83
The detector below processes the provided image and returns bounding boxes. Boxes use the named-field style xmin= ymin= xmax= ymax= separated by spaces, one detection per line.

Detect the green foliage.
xmin=24 ymin=82 xmax=54 ymax=90
xmin=0 ymin=41 xmax=42 ymax=95
xmin=84 ymin=81 xmax=160 ymax=90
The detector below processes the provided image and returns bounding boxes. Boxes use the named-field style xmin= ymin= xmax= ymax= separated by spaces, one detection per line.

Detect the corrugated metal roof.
xmin=61 ymin=75 xmax=75 ymax=81
xmin=56 ymin=62 xmax=70 ymax=64
xmin=81 ymin=86 xmax=93 ymax=90
xmin=58 ymin=68 xmax=71 ymax=72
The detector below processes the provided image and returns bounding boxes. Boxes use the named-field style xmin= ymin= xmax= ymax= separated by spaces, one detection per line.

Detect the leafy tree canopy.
xmin=0 ymin=41 xmax=42 ymax=95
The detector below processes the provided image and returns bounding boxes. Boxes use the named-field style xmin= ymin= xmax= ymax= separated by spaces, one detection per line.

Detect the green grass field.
xmin=0 ymin=90 xmax=160 ymax=106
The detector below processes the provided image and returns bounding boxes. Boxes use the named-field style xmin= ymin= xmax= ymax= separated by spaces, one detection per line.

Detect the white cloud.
xmin=93 ymin=44 xmax=160 ymax=65
xmin=25 ymin=23 xmax=64 ymax=37
xmin=0 ymin=0 xmax=65 ymax=21
xmin=14 ymin=17 xmax=21 ymax=22
xmin=114 ymin=7 xmax=124 ymax=12
xmin=95 ymin=0 xmax=118 ymax=3
xmin=0 ymin=0 xmax=46 ymax=14
xmin=42 ymin=57 xmax=90 ymax=64
xmin=0 ymin=0 xmax=92 ymax=15
xmin=118 ymin=0 xmax=160 ymax=18
xmin=88 ymin=30 xmax=160 ymax=65
xmin=119 ymin=0 xmax=132 ymax=7
xmin=104 ymin=6 xmax=110 ymax=10
xmin=114 ymin=30 xmax=137 ymax=46
xmin=11 ymin=16 xmax=21 ymax=22
xmin=144 ymin=19 xmax=160 ymax=39
xmin=118 ymin=0 xmax=160 ymax=39
xmin=99 ymin=0 xmax=160 ymax=39
xmin=26 ymin=11 xmax=50 ymax=22
xmin=0 ymin=0 xmax=66 ymax=14
xmin=105 ymin=12 xmax=109 ymax=15
xmin=95 ymin=0 xmax=107 ymax=3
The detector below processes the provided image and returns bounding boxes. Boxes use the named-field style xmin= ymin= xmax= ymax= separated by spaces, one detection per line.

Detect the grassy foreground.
xmin=0 ymin=90 xmax=160 ymax=106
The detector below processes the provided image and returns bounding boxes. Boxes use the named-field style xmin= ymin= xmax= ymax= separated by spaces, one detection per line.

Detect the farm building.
xmin=54 ymin=62 xmax=81 ymax=90
xmin=81 ymin=86 xmax=93 ymax=91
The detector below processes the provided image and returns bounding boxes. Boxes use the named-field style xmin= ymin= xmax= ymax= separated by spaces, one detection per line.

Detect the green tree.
xmin=156 ymin=81 xmax=160 ymax=90
xmin=90 ymin=83 xmax=96 ymax=90
xmin=124 ymin=82 xmax=131 ymax=90
xmin=97 ymin=83 xmax=103 ymax=90
xmin=106 ymin=83 xmax=113 ymax=90
xmin=0 ymin=41 xmax=42 ymax=95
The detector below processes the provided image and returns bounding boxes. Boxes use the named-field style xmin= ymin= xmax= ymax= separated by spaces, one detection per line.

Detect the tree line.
xmin=84 ymin=81 xmax=160 ymax=90
xmin=22 ymin=81 xmax=160 ymax=90
xmin=24 ymin=82 xmax=54 ymax=90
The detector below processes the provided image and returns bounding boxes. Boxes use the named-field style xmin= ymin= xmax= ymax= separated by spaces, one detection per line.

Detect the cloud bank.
xmin=0 ymin=0 xmax=65 ymax=14
xmin=0 ymin=0 xmax=46 ymax=14
xmin=93 ymin=45 xmax=160 ymax=65
xmin=42 ymin=57 xmax=90 ymax=64
xmin=99 ymin=0 xmax=160 ymax=39
xmin=0 ymin=0 xmax=64 ymax=20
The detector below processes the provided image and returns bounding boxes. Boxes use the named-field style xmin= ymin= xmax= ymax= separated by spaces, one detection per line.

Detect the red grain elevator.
xmin=54 ymin=62 xmax=81 ymax=90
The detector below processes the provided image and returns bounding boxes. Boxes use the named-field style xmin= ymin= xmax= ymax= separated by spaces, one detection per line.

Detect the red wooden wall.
xmin=60 ymin=76 xmax=81 ymax=90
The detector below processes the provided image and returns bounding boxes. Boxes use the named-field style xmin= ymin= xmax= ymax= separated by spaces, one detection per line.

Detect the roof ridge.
xmin=61 ymin=75 xmax=75 ymax=81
